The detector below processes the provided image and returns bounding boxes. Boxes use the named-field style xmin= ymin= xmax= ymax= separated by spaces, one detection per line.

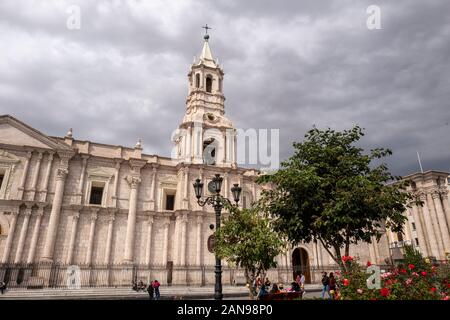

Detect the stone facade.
xmin=0 ymin=36 xmax=449 ymax=288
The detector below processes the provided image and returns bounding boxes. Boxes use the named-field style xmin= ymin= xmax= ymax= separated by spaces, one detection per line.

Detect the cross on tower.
xmin=202 ymin=24 xmax=212 ymax=35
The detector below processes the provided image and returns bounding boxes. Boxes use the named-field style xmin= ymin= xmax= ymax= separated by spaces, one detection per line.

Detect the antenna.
xmin=416 ymin=151 xmax=424 ymax=174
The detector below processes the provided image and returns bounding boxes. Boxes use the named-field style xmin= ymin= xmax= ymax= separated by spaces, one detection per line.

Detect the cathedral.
xmin=0 ymin=34 xmax=449 ymax=288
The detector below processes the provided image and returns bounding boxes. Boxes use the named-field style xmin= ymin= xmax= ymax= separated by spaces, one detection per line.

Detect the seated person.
xmin=270 ymin=283 xmax=279 ymax=294
xmin=257 ymin=285 xmax=269 ymax=299
xmin=289 ymin=281 xmax=300 ymax=292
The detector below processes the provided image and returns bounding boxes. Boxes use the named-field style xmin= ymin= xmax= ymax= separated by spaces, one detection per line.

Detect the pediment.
xmin=0 ymin=115 xmax=72 ymax=151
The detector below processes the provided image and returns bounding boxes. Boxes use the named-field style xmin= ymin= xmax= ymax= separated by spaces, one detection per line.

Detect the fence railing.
xmin=3 ymin=261 xmax=445 ymax=289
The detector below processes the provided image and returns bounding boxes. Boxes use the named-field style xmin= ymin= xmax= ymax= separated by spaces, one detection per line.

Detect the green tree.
xmin=257 ymin=126 xmax=415 ymax=270
xmin=215 ymin=205 xmax=285 ymax=299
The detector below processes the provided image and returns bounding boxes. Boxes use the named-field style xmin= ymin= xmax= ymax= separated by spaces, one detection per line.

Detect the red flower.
xmin=430 ymin=287 xmax=437 ymax=293
xmin=399 ymin=269 xmax=407 ymax=274
xmin=341 ymin=255 xmax=353 ymax=263
xmin=367 ymin=261 xmax=372 ymax=267
xmin=421 ymin=271 xmax=427 ymax=276
xmin=343 ymin=279 xmax=350 ymax=286
xmin=447 ymin=284 xmax=450 ymax=289
xmin=380 ymin=288 xmax=390 ymax=297
xmin=408 ymin=264 xmax=415 ymax=270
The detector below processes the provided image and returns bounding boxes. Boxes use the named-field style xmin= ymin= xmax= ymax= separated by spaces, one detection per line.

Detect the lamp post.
xmin=193 ymin=173 xmax=242 ymax=300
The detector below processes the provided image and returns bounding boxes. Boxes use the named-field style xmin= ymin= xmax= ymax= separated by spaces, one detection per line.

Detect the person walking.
xmin=300 ymin=273 xmax=306 ymax=289
xmin=329 ymin=272 xmax=337 ymax=300
xmin=321 ymin=272 xmax=330 ymax=299
xmin=147 ymin=281 xmax=154 ymax=300
xmin=153 ymin=279 xmax=161 ymax=300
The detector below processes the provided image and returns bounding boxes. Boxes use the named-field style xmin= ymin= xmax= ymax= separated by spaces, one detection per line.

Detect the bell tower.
xmin=173 ymin=29 xmax=237 ymax=168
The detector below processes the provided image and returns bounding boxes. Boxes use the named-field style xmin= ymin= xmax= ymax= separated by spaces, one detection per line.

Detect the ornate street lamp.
xmin=193 ymin=174 xmax=241 ymax=300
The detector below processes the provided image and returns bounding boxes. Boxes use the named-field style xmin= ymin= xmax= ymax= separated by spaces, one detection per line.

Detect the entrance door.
xmin=292 ymin=248 xmax=311 ymax=284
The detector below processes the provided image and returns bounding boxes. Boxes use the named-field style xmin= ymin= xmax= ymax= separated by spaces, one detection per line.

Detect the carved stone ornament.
xmin=125 ymin=175 xmax=141 ymax=189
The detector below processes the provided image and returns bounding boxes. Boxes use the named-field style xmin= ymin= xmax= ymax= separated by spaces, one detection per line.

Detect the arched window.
xmin=206 ymin=76 xmax=212 ymax=93
xmin=218 ymin=78 xmax=222 ymax=92
xmin=203 ymin=138 xmax=217 ymax=165
xmin=195 ymin=73 xmax=200 ymax=88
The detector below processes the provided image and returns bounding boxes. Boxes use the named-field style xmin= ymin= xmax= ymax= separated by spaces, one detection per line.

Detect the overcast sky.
xmin=0 ymin=0 xmax=449 ymax=175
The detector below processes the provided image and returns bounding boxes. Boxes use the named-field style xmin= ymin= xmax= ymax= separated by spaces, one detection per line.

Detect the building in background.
xmin=0 ymin=35 xmax=449 ymax=288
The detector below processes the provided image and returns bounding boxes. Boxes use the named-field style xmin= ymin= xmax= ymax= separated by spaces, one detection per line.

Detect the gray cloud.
xmin=0 ymin=0 xmax=449 ymax=175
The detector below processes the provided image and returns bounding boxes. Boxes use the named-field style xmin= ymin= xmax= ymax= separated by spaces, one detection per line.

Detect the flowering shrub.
xmin=335 ymin=251 xmax=449 ymax=300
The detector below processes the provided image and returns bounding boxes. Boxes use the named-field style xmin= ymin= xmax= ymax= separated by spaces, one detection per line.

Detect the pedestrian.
xmin=296 ymin=274 xmax=301 ymax=285
xmin=153 ymin=279 xmax=161 ymax=300
xmin=147 ymin=281 xmax=154 ymax=300
xmin=321 ymin=272 xmax=330 ymax=299
xmin=300 ymin=273 xmax=305 ymax=288
xmin=329 ymin=272 xmax=337 ymax=300
xmin=0 ymin=281 xmax=6 ymax=295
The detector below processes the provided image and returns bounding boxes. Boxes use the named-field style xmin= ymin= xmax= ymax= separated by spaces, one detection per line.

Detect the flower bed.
xmin=335 ymin=251 xmax=449 ymax=300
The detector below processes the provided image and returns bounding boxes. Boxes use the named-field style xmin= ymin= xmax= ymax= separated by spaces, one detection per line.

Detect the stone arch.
xmin=203 ymin=128 xmax=224 ymax=165
xmin=292 ymin=246 xmax=312 ymax=284
xmin=195 ymin=73 xmax=200 ymax=88
xmin=205 ymin=75 xmax=213 ymax=93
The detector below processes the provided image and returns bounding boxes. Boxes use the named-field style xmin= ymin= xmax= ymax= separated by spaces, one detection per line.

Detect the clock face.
xmin=208 ymin=181 xmax=216 ymax=194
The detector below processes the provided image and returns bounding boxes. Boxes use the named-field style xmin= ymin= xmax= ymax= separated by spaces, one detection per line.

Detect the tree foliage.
xmin=215 ymin=204 xmax=285 ymax=298
xmin=257 ymin=125 xmax=415 ymax=269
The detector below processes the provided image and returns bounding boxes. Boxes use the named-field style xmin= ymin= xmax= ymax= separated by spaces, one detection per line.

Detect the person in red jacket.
xmin=152 ymin=279 xmax=161 ymax=300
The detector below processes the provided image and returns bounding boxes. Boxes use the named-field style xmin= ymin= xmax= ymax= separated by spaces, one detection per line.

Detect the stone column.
xmin=39 ymin=152 xmax=54 ymax=202
xmin=1 ymin=210 xmax=19 ymax=263
xmin=112 ymin=160 xmax=121 ymax=207
xmin=185 ymin=126 xmax=192 ymax=162
xmin=144 ymin=215 xmax=154 ymax=265
xmin=17 ymin=151 xmax=32 ymax=200
xmin=427 ymin=192 xmax=445 ymax=256
xmin=150 ymin=166 xmax=157 ymax=201
xmin=419 ymin=193 xmax=440 ymax=258
xmin=372 ymin=237 xmax=380 ymax=264
xmin=30 ymin=152 xmax=43 ymax=200
xmin=440 ymin=189 xmax=450 ymax=230
xmin=179 ymin=213 xmax=188 ymax=266
xmin=66 ymin=210 xmax=80 ymax=265
xmin=14 ymin=206 xmax=33 ymax=263
xmin=27 ymin=205 xmax=45 ymax=264
xmin=123 ymin=176 xmax=141 ymax=263
xmin=41 ymin=155 xmax=71 ymax=262
xmin=196 ymin=215 xmax=203 ymax=266
xmin=162 ymin=218 xmax=170 ymax=266
xmin=85 ymin=210 xmax=98 ymax=265
xmin=411 ymin=203 xmax=429 ymax=256
xmin=311 ymin=242 xmax=319 ymax=269
xmin=77 ymin=155 xmax=88 ymax=204
xmin=431 ymin=189 xmax=450 ymax=254
xmin=183 ymin=166 xmax=189 ymax=210
xmin=104 ymin=211 xmax=116 ymax=265
xmin=223 ymin=172 xmax=229 ymax=198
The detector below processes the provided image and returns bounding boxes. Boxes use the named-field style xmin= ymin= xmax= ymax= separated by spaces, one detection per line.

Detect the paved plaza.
xmin=0 ymin=284 xmax=322 ymax=300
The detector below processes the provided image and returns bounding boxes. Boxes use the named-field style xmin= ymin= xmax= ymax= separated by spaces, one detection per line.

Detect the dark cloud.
xmin=0 ymin=0 xmax=449 ymax=175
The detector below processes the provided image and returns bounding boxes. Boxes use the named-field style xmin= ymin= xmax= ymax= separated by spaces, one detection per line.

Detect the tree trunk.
xmin=244 ymin=269 xmax=255 ymax=300
xmin=334 ymin=245 xmax=346 ymax=271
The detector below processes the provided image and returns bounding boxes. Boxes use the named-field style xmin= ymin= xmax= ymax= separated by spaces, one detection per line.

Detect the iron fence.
xmin=2 ymin=261 xmax=445 ymax=289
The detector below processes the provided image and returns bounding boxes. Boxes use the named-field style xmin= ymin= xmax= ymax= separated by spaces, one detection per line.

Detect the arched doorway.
xmin=292 ymin=248 xmax=311 ymax=284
